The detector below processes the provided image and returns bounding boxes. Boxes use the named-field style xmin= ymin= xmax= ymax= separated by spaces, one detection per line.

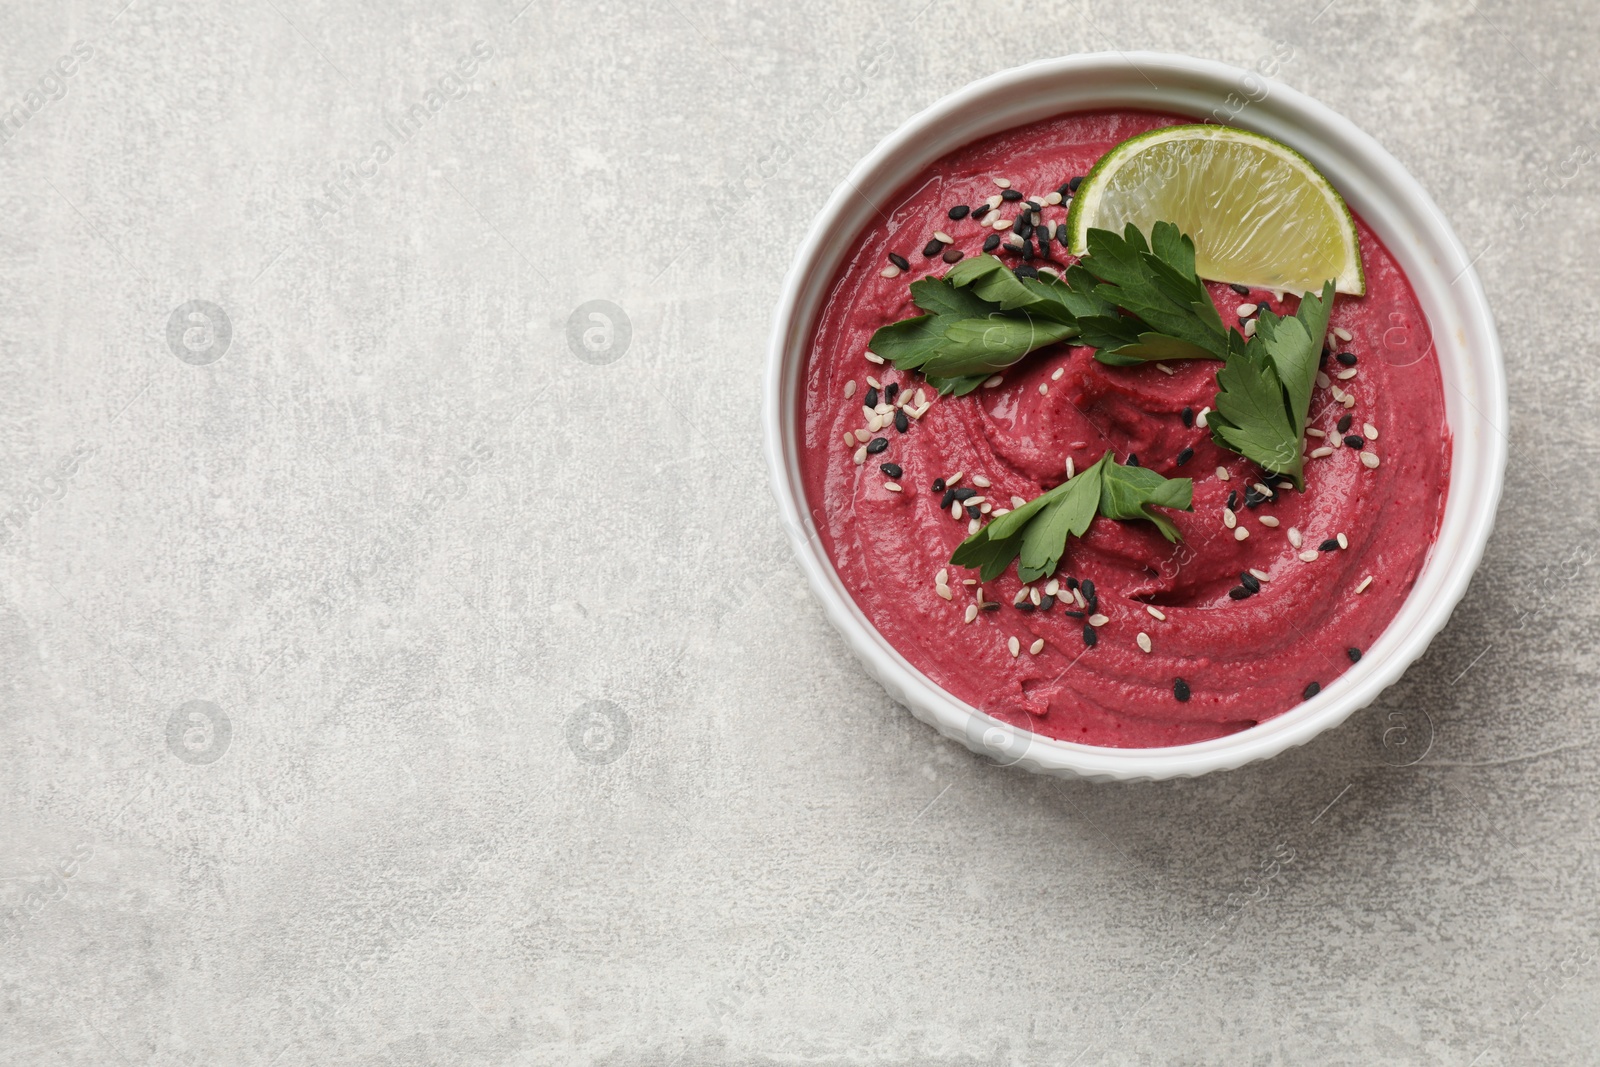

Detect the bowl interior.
xmin=764 ymin=53 xmax=1505 ymax=780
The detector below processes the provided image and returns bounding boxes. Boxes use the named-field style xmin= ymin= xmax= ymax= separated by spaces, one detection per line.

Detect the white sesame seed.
xmin=1336 ymin=367 xmax=1358 ymax=380
xmin=910 ymin=403 xmax=930 ymax=419
xmin=880 ymin=265 xmax=901 ymax=278
xmin=1276 ymin=480 xmax=1294 ymax=490
xmin=1196 ymin=406 xmax=1210 ymax=428
xmin=1155 ymin=362 xmax=1174 ymax=375
xmin=1088 ymin=613 xmax=1109 ymax=627
xmin=1008 ymin=635 xmax=1020 ymax=657
xmin=861 ymin=404 xmax=874 ymax=422
xmin=935 ymin=584 xmax=950 ymax=599
xmin=1288 ymin=527 xmax=1303 ymax=548
xmin=965 ymin=495 xmax=986 ymax=506
xmin=951 ymin=501 xmax=962 ymax=520
xmin=1045 ymin=191 xmax=1063 ymax=205
xmin=1013 ymin=588 xmax=1029 ymax=606
xmin=987 ymin=194 xmax=1002 ymax=210
xmin=865 ymin=351 xmax=884 ymax=364
xmin=1030 ymin=638 xmax=1045 ymax=655
xmin=1332 ymin=326 xmax=1353 ymax=342
xmin=842 ymin=432 xmax=853 ymax=447
xmin=936 ymin=569 xmax=948 ymax=587
xmin=1361 ymin=452 xmax=1381 ymax=469
xmin=1234 ymin=527 xmax=1249 ymax=541
xmin=1045 ymin=579 xmax=1060 ymax=596
xmin=964 ymin=579 xmax=977 ymax=586
xmin=1031 ymin=587 xmax=1042 ymax=606
xmin=1038 ymin=266 xmax=1061 ymax=281
xmin=1363 ymin=423 xmax=1379 ymax=440
xmin=854 ymin=446 xmax=866 ymax=465
xmin=868 ymin=413 xmax=883 ymax=432
xmin=982 ymin=375 xmax=1004 ymax=388
xmin=1010 ymin=495 xmax=1026 ymax=508
xmin=1342 ymin=393 xmax=1356 ymax=409
xmin=979 ymin=502 xmax=992 ymax=514
xmin=1299 ymin=549 xmax=1319 ymax=562
xmin=994 ymin=218 xmax=1014 ymax=231
xmin=875 ymin=402 xmax=892 ymax=415
xmin=913 ymin=388 xmax=926 ymax=406
xmin=1052 ymin=366 xmax=1065 ymax=381
xmin=1243 ymin=319 xmax=1258 ymax=338
xmin=1223 ymin=507 xmax=1237 ymax=529
xmin=1137 ymin=632 xmax=1152 ymax=653
xmin=968 ymin=518 xmax=980 ymax=534
xmin=1259 ymin=515 xmax=1280 ymax=527
xmin=1252 ymin=482 xmax=1271 ymax=496
xmin=1310 ymin=446 xmax=1334 ymax=458
xmin=994 ymin=177 xmax=1012 ymax=189
xmin=1039 ymin=383 xmax=1049 ymax=395
xmin=844 ymin=380 xmax=856 ymax=398
xmin=1073 ymin=588 xmax=1087 ymax=609
xmin=991 ymin=507 xmax=1009 ymax=516
xmin=980 ymin=211 xmax=999 ymax=227
xmin=1146 ymin=605 xmax=1166 ymax=621
xmin=971 ymin=475 xmax=991 ymax=488
xmin=1337 ymin=532 xmax=1349 ymax=550
xmin=946 ymin=472 xmax=963 ymax=487
xmin=1237 ymin=303 xmax=1258 ymax=317
xmin=1250 ymin=568 xmax=1270 ymax=582
xmin=866 ymin=375 xmax=881 ymax=388
xmin=1356 ymin=575 xmax=1373 ymax=593
xmin=933 ymin=230 xmax=954 ymax=244
xmin=1215 ymin=466 xmax=1229 ymax=481
xmin=1306 ymin=427 xmax=1325 ymax=438
xmin=965 ymin=604 xmax=979 ymax=623
xmin=1065 ymin=458 xmax=1075 ymax=479
xmin=885 ymin=481 xmax=902 ymax=493
xmin=1316 ymin=371 xmax=1332 ymax=389
xmin=857 ymin=430 xmax=873 ymax=444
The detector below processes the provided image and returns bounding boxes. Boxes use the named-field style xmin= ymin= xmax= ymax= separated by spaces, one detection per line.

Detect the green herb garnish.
xmin=950 ymin=452 xmax=1194 ymax=583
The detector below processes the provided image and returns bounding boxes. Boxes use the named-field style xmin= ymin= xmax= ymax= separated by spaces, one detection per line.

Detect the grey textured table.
xmin=2 ymin=1 xmax=1596 ymax=1064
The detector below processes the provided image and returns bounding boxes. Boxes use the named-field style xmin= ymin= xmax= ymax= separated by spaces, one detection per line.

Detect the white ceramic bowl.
xmin=763 ymin=53 xmax=1506 ymax=781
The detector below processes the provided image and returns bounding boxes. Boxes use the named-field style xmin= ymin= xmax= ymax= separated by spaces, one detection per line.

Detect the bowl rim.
xmin=762 ymin=51 xmax=1507 ymax=781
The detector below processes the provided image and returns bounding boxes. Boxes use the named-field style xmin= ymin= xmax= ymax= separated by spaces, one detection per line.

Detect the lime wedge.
xmin=1064 ymin=124 xmax=1365 ymax=296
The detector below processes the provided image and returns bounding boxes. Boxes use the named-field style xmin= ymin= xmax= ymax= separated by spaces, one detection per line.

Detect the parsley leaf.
xmin=868 ymin=256 xmax=1081 ymax=395
xmin=950 ymin=453 xmax=1193 ymax=583
xmin=1208 ymin=280 xmax=1335 ymax=489
xmin=1077 ymin=223 xmax=1236 ymax=365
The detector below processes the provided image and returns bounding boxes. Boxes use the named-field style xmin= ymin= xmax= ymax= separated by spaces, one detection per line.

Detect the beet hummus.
xmin=798 ymin=110 xmax=1451 ymax=748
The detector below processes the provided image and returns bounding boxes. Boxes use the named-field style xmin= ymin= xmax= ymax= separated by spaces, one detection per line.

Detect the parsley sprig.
xmin=950 ymin=452 xmax=1194 ymax=583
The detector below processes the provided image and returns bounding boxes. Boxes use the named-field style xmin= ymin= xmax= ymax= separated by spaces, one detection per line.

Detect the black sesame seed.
xmin=1057 ymin=182 xmax=1073 ymax=198
xmin=940 ymin=489 xmax=955 ymax=508
xmin=1015 ymin=264 xmax=1039 ymax=278
xmin=1336 ymin=351 xmax=1358 ymax=366
xmin=965 ymin=505 xmax=980 ymax=519
xmin=1016 ymin=601 xmax=1035 ymax=613
xmin=1083 ymin=626 xmax=1097 ymax=647
xmin=1244 ymin=487 xmax=1265 ymax=508
xmin=864 ymin=387 xmax=879 ymax=408
xmin=894 ymin=409 xmax=910 ymax=433
xmin=884 ymin=382 xmax=899 ymax=403
xmin=1175 ymin=447 xmax=1194 ymax=467
xmin=1347 ymin=647 xmax=1362 ymax=662
xmin=888 ymin=252 xmax=910 ymax=271
xmin=982 ymin=602 xmax=1001 ymax=612
xmin=1065 ymin=577 xmax=1079 ymax=591
xmin=1068 ymin=176 xmax=1083 ymax=192
xmin=1020 ymin=241 xmax=1034 ymax=261
xmin=1001 ymin=188 xmax=1023 ymax=202
xmin=1080 ymin=579 xmax=1095 ymax=600
xmin=1226 ymin=489 xmax=1239 ymax=510
xmin=1239 ymin=571 xmax=1261 ymax=593
xmin=1182 ymin=406 xmax=1194 ymax=428
xmin=931 ymin=478 xmax=946 ymax=493
xmin=1125 ymin=454 xmax=1140 ymax=467
xmin=982 ymin=234 xmax=1001 ymax=253
xmin=1173 ymin=678 xmax=1190 ymax=702
xmin=1303 ymin=681 xmax=1321 ymax=700
xmin=948 ymin=204 xmax=971 ymax=220
xmin=923 ymin=239 xmax=944 ymax=258
xmin=942 ymin=248 xmax=964 ymax=264
xmin=1343 ymin=435 xmax=1365 ymax=449
xmin=1065 ymin=609 xmax=1085 ymax=618
xmin=1319 ymin=538 xmax=1340 ymax=552
xmin=879 ymin=462 xmax=902 ymax=478
xmin=866 ymin=437 xmax=888 ymax=455
xmin=1016 ymin=219 xmax=1034 ymax=240
xmin=1039 ymin=595 xmax=1055 ymax=610
xmin=1228 ymin=586 xmax=1253 ymax=600
xmin=1229 ymin=283 xmax=1251 ymax=297
xmin=951 ymin=487 xmax=976 ymax=502
xmin=1336 ymin=413 xmax=1353 ymax=433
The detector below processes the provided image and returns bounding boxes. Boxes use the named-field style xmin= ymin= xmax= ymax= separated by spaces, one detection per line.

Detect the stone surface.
xmin=2 ymin=1 xmax=1598 ymax=1064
